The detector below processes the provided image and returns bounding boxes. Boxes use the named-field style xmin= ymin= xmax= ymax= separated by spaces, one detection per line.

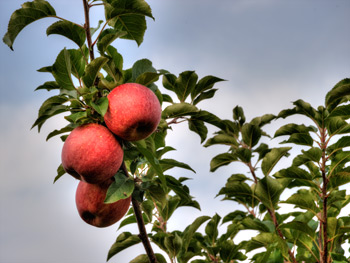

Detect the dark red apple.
xmin=104 ymin=83 xmax=162 ymax=141
xmin=75 ymin=180 xmax=131 ymax=228
xmin=61 ymin=123 xmax=123 ymax=184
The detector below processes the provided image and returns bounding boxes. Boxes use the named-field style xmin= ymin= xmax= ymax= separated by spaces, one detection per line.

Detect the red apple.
xmin=104 ymin=83 xmax=162 ymax=141
xmin=75 ymin=180 xmax=131 ymax=227
xmin=61 ymin=123 xmax=123 ymax=184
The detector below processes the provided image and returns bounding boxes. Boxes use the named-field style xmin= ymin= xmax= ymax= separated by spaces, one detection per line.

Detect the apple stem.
xmin=121 ymin=162 xmax=158 ymax=263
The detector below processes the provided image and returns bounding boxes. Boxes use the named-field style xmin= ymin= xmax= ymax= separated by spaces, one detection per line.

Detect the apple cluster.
xmin=61 ymin=83 xmax=162 ymax=227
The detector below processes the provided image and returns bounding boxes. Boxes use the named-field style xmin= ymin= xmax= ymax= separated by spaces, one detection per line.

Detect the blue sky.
xmin=1 ymin=0 xmax=349 ymax=262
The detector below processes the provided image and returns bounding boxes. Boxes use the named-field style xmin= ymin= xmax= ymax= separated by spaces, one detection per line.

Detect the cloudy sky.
xmin=1 ymin=0 xmax=349 ymax=262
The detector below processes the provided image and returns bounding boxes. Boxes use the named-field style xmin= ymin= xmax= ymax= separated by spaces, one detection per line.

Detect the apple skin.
xmin=104 ymin=83 xmax=162 ymax=141
xmin=75 ymin=180 xmax=131 ymax=228
xmin=61 ymin=123 xmax=124 ymax=184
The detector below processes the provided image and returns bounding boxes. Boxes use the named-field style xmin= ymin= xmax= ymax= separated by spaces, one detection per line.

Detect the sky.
xmin=0 ymin=0 xmax=349 ymax=262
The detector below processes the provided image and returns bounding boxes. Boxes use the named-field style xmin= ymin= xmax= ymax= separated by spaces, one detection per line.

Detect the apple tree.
xmin=3 ymin=0 xmax=350 ymax=262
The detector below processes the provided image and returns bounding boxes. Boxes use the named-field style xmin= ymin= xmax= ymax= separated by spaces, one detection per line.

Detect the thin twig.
xmin=121 ymin=163 xmax=158 ymax=263
xmin=82 ymin=0 xmax=94 ymax=61
xmin=320 ymin=127 xmax=329 ymax=263
xmin=268 ymin=209 xmax=297 ymax=263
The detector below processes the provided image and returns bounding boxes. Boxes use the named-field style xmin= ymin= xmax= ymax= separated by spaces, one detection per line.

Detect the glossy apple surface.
xmin=61 ymin=123 xmax=123 ymax=184
xmin=75 ymin=180 xmax=131 ymax=228
xmin=104 ymin=83 xmax=162 ymax=141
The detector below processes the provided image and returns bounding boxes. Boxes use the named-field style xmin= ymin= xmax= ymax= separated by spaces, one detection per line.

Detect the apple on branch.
xmin=61 ymin=123 xmax=124 ymax=184
xmin=104 ymin=83 xmax=162 ymax=141
xmin=75 ymin=180 xmax=131 ymax=228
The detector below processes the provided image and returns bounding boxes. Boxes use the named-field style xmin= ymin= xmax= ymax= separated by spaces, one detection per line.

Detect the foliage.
xmin=3 ymin=0 xmax=349 ymax=262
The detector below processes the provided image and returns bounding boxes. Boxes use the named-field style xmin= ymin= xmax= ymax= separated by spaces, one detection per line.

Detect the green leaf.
xmin=105 ymin=172 xmax=135 ymax=203
xmin=37 ymin=65 xmax=53 ymax=73
xmin=136 ymin=72 xmax=160 ymax=87
xmin=254 ymin=143 xmax=271 ymax=161
xmin=283 ymin=190 xmax=320 ymax=215
xmin=68 ymin=49 xmax=86 ymax=80
xmin=82 ymin=56 xmax=109 ymax=88
xmin=174 ymin=71 xmax=198 ymax=102
xmin=161 ymin=103 xmax=198 ymax=119
xmin=242 ymin=123 xmax=261 ymax=148
xmin=235 ymin=148 xmax=252 ymax=163
xmin=188 ymin=118 xmax=208 ymax=143
xmin=182 ymin=216 xmax=211 ymax=252
xmin=220 ymin=240 xmax=247 ymax=262
xmin=3 ymin=0 xmax=56 ymax=50
xmin=328 ymin=136 xmax=350 ymax=154
xmin=134 ymin=141 xmax=166 ymax=188
xmin=164 ymin=233 xmax=183 ymax=258
xmin=281 ymin=133 xmax=314 ymax=146
xmin=38 ymin=95 xmax=69 ymax=116
xmin=328 ymin=104 xmax=350 ymax=119
xmin=104 ymin=45 xmax=123 ymax=80
xmin=35 ymin=81 xmax=60 ymax=91
xmin=52 ymin=48 xmax=75 ymax=91
xmin=279 ymin=221 xmax=315 ymax=237
xmin=250 ymin=114 xmax=276 ymax=127
xmin=97 ymin=28 xmax=127 ymax=53
xmin=218 ymin=181 xmax=257 ymax=204
xmin=162 ymin=73 xmax=177 ymax=92
xmin=274 ymin=123 xmax=316 ymax=137
xmin=53 ymin=163 xmax=66 ymax=183
xmin=32 ymin=105 xmax=69 ymax=131
xmin=204 ymin=133 xmax=238 ymax=147
xmin=244 ymin=233 xmax=278 ymax=253
xmin=129 ymin=254 xmax=167 ymax=263
xmin=301 ymin=147 xmax=323 ymax=163
xmin=205 ymin=214 xmax=221 ymax=242
xmin=107 ymin=232 xmax=141 ymax=261
xmin=192 ymin=89 xmax=218 ymax=105
xmin=329 ymin=171 xmax=350 ymax=190
xmin=325 ymin=78 xmax=350 ymax=108
xmin=210 ymin=152 xmax=238 ymax=172
xmin=165 ymin=175 xmax=200 ymax=210
xmin=329 ymin=151 xmax=350 ymax=177
xmin=241 ymin=217 xmax=270 ymax=232
xmin=274 ymin=166 xmax=317 ymax=189
xmin=233 ymin=105 xmax=246 ymax=124
xmin=294 ymin=99 xmax=320 ymax=124
xmin=141 ymin=199 xmax=154 ymax=222
xmin=46 ymin=124 xmax=76 ymax=141
xmin=132 ymin=59 xmax=157 ymax=81
xmin=103 ymin=0 xmax=154 ymax=46
xmin=326 ymin=117 xmax=350 ymax=136
xmin=91 ymin=97 xmax=109 ymax=117
xmin=253 ymin=176 xmax=285 ymax=210
xmin=261 ymin=147 xmax=291 ymax=176
xmin=46 ymin=20 xmax=86 ymax=47
xmin=191 ymin=110 xmax=228 ymax=130
xmin=90 ymin=19 xmax=104 ymax=36
xmin=160 ymin=158 xmax=195 ymax=173
xmin=191 ymin=75 xmax=224 ymax=100
xmin=32 ymin=95 xmax=69 ymax=131
xmin=222 ymin=211 xmax=246 ymax=224
xmin=331 ymin=253 xmax=349 ymax=262
xmin=64 ymin=111 xmax=88 ymax=124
